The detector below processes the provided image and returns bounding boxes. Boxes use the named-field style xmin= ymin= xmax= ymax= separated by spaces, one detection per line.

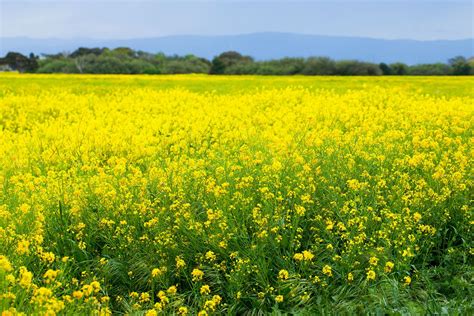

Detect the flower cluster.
xmin=0 ymin=74 xmax=472 ymax=314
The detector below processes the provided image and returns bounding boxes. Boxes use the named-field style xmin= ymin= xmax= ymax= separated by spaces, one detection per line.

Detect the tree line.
xmin=1 ymin=47 xmax=473 ymax=75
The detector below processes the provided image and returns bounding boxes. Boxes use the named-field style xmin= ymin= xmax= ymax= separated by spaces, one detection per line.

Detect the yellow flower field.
xmin=0 ymin=74 xmax=473 ymax=314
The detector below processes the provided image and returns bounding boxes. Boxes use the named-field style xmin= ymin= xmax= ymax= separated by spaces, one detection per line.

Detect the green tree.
xmin=379 ymin=63 xmax=393 ymax=75
xmin=105 ymin=47 xmax=136 ymax=58
xmin=408 ymin=63 xmax=451 ymax=75
xmin=0 ymin=52 xmax=39 ymax=73
xmin=302 ymin=57 xmax=336 ymax=75
xmin=70 ymin=47 xmax=105 ymax=58
xmin=210 ymin=51 xmax=253 ymax=74
xmin=37 ymin=58 xmax=78 ymax=73
xmin=468 ymin=58 xmax=474 ymax=75
xmin=335 ymin=60 xmax=382 ymax=75
xmin=449 ymin=56 xmax=471 ymax=75
xmin=390 ymin=63 xmax=408 ymax=75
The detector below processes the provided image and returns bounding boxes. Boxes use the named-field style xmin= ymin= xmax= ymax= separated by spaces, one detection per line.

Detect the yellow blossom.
xmin=413 ymin=212 xmax=422 ymax=222
xmin=200 ymin=285 xmax=211 ymax=295
xmin=347 ymin=272 xmax=354 ymax=282
xmin=167 ymin=285 xmax=178 ymax=295
xmin=293 ymin=253 xmax=304 ymax=261
xmin=16 ymin=239 xmax=30 ymax=255
xmin=384 ymin=261 xmax=395 ymax=273
xmin=322 ymin=265 xmax=332 ymax=277
xmin=43 ymin=269 xmax=60 ymax=283
xmin=205 ymin=251 xmax=216 ymax=261
xmin=19 ymin=267 xmax=33 ymax=288
xmin=302 ymin=250 xmax=314 ymax=261
xmin=151 ymin=268 xmax=163 ymax=278
xmin=369 ymin=256 xmax=379 ymax=266
xmin=0 ymin=256 xmax=13 ymax=272
xmin=192 ymin=268 xmax=204 ymax=282
xmin=278 ymin=269 xmax=289 ymax=280
xmin=366 ymin=270 xmax=376 ymax=281
xmin=145 ymin=310 xmax=157 ymax=316
xmin=176 ymin=256 xmax=186 ymax=269
xmin=404 ymin=276 xmax=412 ymax=285
xmin=72 ymin=291 xmax=83 ymax=299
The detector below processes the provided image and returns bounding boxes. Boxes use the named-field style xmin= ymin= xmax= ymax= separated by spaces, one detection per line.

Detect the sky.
xmin=1 ymin=1 xmax=473 ymax=40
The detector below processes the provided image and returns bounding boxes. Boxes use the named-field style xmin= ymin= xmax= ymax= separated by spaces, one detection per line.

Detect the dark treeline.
xmin=1 ymin=48 xmax=473 ymax=75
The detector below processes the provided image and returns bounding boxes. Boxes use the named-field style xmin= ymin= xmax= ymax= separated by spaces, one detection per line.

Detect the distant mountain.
xmin=1 ymin=33 xmax=473 ymax=64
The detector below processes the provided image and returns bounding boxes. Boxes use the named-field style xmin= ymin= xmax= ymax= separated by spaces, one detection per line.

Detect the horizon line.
xmin=3 ymin=32 xmax=474 ymax=42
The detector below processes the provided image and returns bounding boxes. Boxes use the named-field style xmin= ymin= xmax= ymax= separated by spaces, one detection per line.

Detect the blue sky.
xmin=1 ymin=1 xmax=473 ymax=40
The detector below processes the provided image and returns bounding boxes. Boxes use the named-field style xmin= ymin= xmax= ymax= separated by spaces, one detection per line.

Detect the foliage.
xmin=390 ymin=63 xmax=409 ymax=75
xmin=335 ymin=60 xmax=382 ymax=75
xmin=35 ymin=49 xmax=210 ymax=74
xmin=37 ymin=58 xmax=78 ymax=73
xmin=0 ymin=74 xmax=473 ymax=315
xmin=449 ymin=56 xmax=471 ymax=75
xmin=0 ymin=52 xmax=39 ymax=73
xmin=379 ymin=63 xmax=392 ymax=75
xmin=1 ymin=48 xmax=472 ymax=75
xmin=161 ymin=56 xmax=211 ymax=74
xmin=408 ymin=63 xmax=453 ymax=76
xmin=69 ymin=47 xmax=106 ymax=58
xmin=210 ymin=51 xmax=254 ymax=74
xmin=302 ymin=57 xmax=337 ymax=75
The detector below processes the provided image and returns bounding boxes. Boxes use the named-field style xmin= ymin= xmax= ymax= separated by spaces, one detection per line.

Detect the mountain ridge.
xmin=2 ymin=32 xmax=473 ymax=65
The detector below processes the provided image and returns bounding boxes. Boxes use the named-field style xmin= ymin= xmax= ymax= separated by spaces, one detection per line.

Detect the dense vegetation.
xmin=1 ymin=48 xmax=473 ymax=75
xmin=0 ymin=74 xmax=473 ymax=315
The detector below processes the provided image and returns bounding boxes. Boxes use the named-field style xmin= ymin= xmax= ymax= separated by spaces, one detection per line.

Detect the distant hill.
xmin=1 ymin=33 xmax=473 ymax=64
